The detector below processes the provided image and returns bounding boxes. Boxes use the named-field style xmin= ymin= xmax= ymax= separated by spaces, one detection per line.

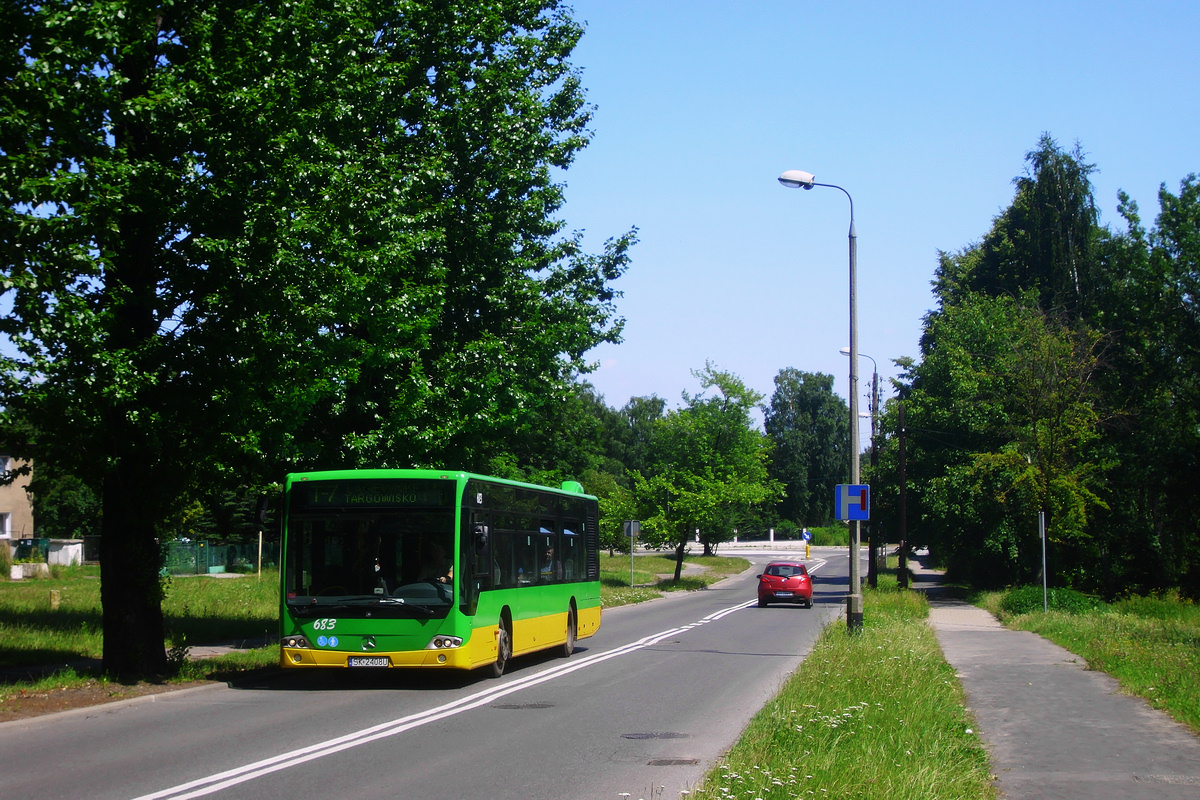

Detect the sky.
xmin=557 ymin=0 xmax=1200 ymax=434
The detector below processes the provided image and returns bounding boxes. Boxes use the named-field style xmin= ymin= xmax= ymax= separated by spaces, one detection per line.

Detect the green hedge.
xmin=999 ymin=585 xmax=1106 ymax=616
xmin=808 ymin=525 xmax=849 ymax=546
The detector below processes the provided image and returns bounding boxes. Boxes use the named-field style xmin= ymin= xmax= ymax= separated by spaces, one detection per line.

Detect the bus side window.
xmin=515 ymin=531 xmax=538 ymax=585
xmin=563 ymin=521 xmax=584 ymax=582
xmin=493 ymin=529 xmax=515 ymax=588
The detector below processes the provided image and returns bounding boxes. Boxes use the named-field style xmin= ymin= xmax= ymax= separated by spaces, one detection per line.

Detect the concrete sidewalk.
xmin=912 ymin=557 xmax=1200 ymax=799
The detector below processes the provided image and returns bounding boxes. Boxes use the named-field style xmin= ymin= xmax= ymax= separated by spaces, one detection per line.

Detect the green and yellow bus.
xmin=279 ymin=469 xmax=601 ymax=676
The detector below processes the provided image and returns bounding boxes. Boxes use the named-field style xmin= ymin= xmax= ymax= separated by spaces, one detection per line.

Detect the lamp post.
xmin=779 ymin=169 xmax=862 ymax=630
xmin=842 ymin=347 xmax=879 ymax=587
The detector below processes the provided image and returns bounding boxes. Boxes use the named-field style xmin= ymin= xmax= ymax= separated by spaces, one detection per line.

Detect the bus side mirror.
xmin=473 ymin=523 xmax=489 ymax=552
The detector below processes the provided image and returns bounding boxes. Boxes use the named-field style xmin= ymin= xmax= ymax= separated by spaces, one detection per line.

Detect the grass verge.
xmin=976 ymin=588 xmax=1200 ymax=732
xmin=0 ymin=564 xmax=280 ymax=716
xmin=691 ymin=575 xmax=995 ymax=800
xmin=599 ymin=552 xmax=749 ymax=608
xmin=0 ymin=565 xmax=279 ymax=671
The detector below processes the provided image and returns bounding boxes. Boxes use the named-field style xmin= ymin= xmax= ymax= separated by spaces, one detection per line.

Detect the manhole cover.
xmin=648 ymin=758 xmax=700 ymax=766
xmin=621 ymin=732 xmax=689 ymax=740
xmin=492 ymin=702 xmax=553 ymax=710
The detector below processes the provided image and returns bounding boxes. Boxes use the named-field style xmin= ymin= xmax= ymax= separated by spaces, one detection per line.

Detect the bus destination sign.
xmin=292 ymin=479 xmax=453 ymax=510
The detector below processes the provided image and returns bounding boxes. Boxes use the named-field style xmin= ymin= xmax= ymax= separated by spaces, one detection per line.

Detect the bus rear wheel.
xmin=561 ymin=607 xmax=577 ymax=657
xmin=490 ymin=617 xmax=512 ymax=678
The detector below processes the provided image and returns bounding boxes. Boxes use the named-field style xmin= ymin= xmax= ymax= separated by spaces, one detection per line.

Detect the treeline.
xmin=869 ymin=135 xmax=1199 ymax=599
xmin=28 ymin=363 xmax=853 ymax=573
xmin=485 ymin=363 xmax=851 ymax=578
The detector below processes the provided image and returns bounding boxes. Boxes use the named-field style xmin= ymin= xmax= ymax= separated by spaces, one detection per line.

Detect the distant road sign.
xmin=835 ymin=484 xmax=870 ymax=521
xmin=802 ymin=529 xmax=812 ymax=542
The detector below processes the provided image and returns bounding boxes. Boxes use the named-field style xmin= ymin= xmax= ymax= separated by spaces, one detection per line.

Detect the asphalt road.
xmin=0 ymin=546 xmax=852 ymax=800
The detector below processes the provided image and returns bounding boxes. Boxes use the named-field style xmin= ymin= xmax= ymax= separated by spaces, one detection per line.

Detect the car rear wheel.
xmin=757 ymin=597 xmax=768 ymax=608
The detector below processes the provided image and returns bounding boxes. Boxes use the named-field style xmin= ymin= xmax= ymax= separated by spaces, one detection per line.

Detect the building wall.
xmin=0 ymin=456 xmax=34 ymax=539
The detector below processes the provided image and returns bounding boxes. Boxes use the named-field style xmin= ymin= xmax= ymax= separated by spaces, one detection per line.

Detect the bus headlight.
xmin=284 ymin=635 xmax=312 ymax=649
xmin=425 ymin=636 xmax=463 ymax=650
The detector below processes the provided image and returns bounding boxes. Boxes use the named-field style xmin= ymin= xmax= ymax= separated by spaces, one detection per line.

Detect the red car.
xmin=757 ymin=561 xmax=813 ymax=608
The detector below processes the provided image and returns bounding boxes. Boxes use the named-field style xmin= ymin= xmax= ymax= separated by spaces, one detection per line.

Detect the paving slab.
xmin=925 ymin=594 xmax=1200 ymax=799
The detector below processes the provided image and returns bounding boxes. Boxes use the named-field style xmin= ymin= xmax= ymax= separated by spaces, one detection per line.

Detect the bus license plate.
xmin=348 ymin=656 xmax=389 ymax=667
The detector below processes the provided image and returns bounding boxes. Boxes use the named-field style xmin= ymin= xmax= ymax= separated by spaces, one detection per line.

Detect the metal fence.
xmin=162 ymin=540 xmax=280 ymax=575
xmin=79 ymin=536 xmax=279 ymax=575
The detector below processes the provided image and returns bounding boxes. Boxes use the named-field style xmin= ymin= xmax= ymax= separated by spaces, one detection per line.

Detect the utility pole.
xmin=867 ymin=370 xmax=879 ymax=588
xmin=898 ymin=402 xmax=908 ymax=588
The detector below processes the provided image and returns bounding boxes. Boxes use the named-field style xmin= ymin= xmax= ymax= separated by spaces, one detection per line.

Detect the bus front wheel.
xmin=490 ymin=617 xmax=512 ymax=678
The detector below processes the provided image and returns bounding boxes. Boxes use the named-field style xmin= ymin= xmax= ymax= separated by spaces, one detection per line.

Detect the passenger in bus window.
xmin=540 ymin=547 xmax=562 ymax=582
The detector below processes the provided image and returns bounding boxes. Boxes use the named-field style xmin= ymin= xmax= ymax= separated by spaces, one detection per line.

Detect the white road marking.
xmin=135 ymin=559 xmax=829 ymax=800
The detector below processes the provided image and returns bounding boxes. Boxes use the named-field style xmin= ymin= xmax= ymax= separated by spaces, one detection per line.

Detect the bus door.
xmin=462 ymin=509 xmax=492 ymax=615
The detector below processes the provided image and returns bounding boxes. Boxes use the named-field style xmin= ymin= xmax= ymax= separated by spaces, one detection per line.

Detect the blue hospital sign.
xmin=835 ymin=484 xmax=870 ymax=521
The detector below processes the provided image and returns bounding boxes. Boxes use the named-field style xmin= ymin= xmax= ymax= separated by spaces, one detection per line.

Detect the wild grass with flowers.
xmin=691 ymin=573 xmax=995 ymax=800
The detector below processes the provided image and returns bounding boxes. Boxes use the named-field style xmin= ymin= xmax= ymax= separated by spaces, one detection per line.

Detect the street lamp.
xmin=842 ymin=347 xmax=880 ymax=587
xmin=779 ymin=169 xmax=863 ymax=630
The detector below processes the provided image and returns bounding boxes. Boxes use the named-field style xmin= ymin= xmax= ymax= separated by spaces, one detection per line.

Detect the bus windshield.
xmin=284 ymin=479 xmax=457 ymax=618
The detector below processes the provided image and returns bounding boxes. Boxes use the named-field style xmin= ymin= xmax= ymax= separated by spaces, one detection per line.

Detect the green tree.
xmin=582 ymin=469 xmax=638 ymax=555
xmin=25 ymin=470 xmax=101 ymax=540
xmin=0 ymin=1 xmax=629 ymax=678
xmin=633 ymin=365 xmax=781 ymax=576
xmin=875 ymin=137 xmax=1200 ymax=595
xmin=487 ymin=381 xmax=617 ymax=487
xmin=1084 ymin=176 xmax=1200 ymax=594
xmin=586 ymin=394 xmax=667 ymax=483
xmin=886 ymin=292 xmax=1106 ymax=587
xmin=1139 ymin=176 xmax=1200 ymax=595
xmin=763 ymin=369 xmax=849 ymax=526
xmin=935 ymin=134 xmax=1103 ymax=317
xmin=882 ymin=137 xmax=1114 ymax=590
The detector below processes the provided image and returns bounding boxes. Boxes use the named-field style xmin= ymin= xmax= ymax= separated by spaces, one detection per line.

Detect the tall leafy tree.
xmin=1141 ymin=176 xmax=1200 ymax=595
xmin=488 ymin=381 xmax=619 ymax=486
xmin=857 ymin=136 xmax=1199 ymax=595
xmin=763 ymin=369 xmax=848 ymax=526
xmin=634 ymin=365 xmax=781 ymax=575
xmin=936 ymin=134 xmax=1102 ymax=317
xmin=1085 ymin=176 xmax=1200 ymax=594
xmin=887 ymin=292 xmax=1106 ymax=587
xmin=0 ymin=1 xmax=630 ymax=678
xmin=608 ymin=395 xmax=668 ymax=479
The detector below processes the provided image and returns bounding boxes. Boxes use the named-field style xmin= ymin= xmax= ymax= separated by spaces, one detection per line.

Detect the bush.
xmin=808 ymin=524 xmax=848 ymax=546
xmin=15 ymin=546 xmax=44 ymax=564
xmin=999 ymin=585 xmax=1106 ymax=617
